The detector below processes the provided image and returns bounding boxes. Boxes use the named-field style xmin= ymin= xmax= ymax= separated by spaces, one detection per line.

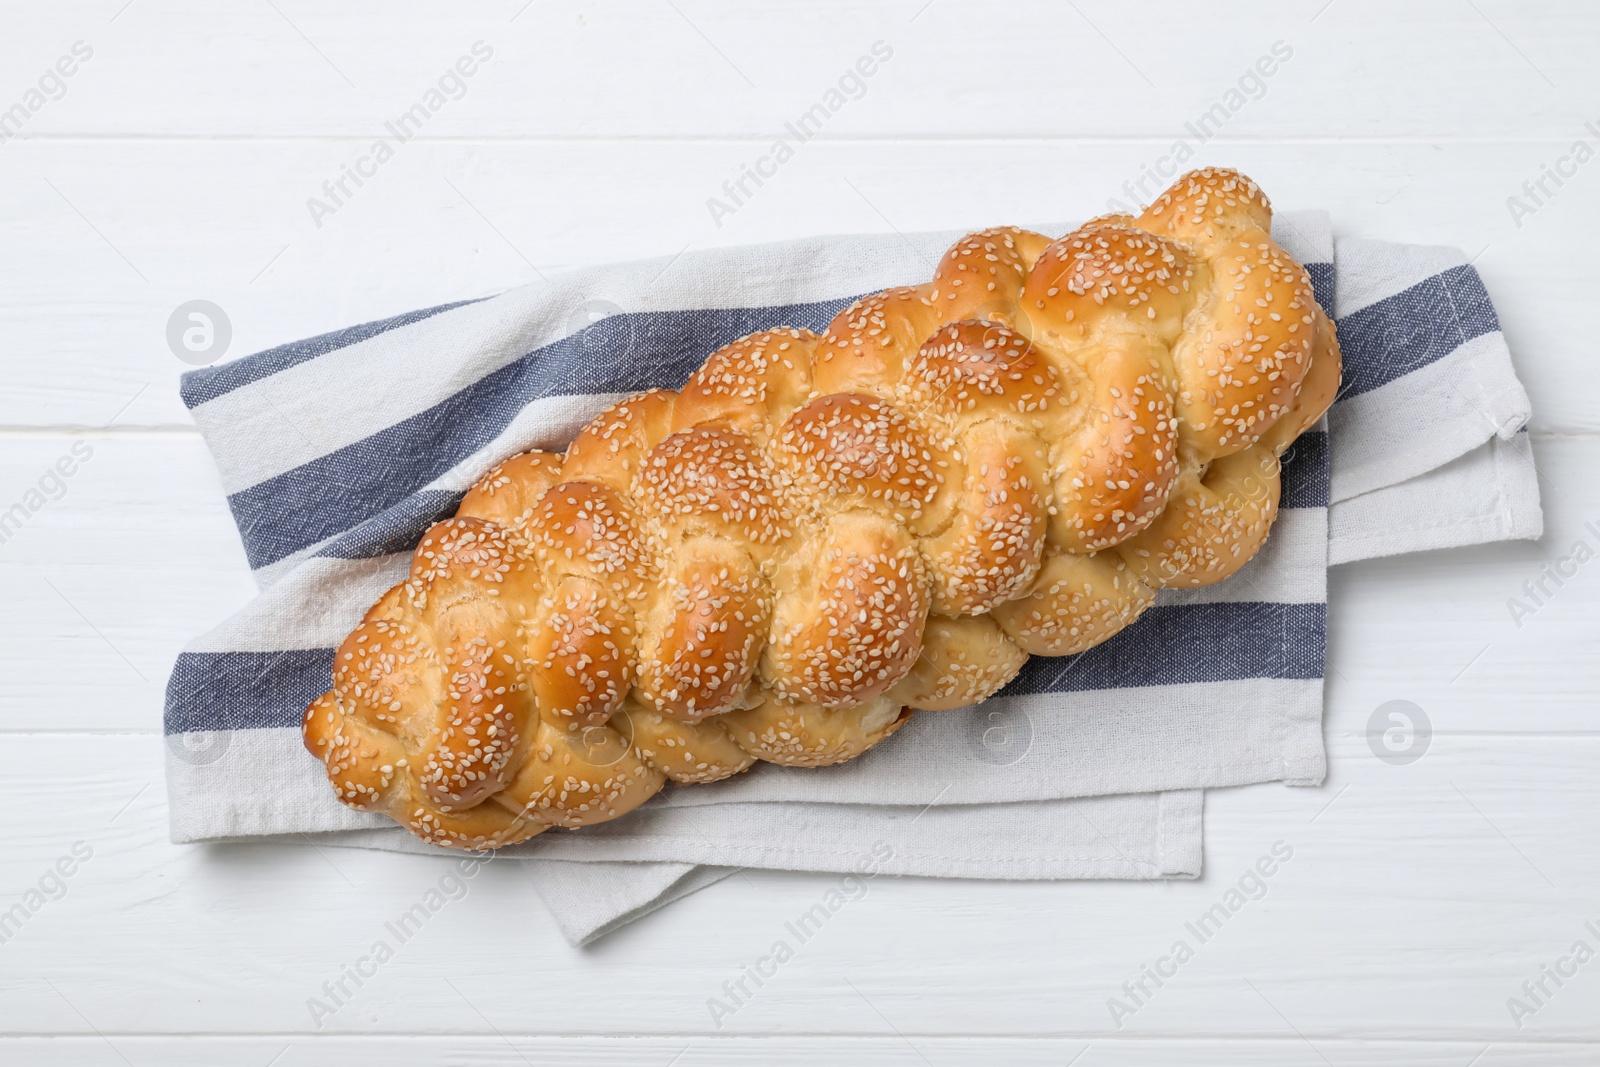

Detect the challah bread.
xmin=304 ymin=168 xmax=1341 ymax=849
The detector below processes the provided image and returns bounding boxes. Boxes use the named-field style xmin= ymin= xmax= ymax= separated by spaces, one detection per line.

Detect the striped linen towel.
xmin=163 ymin=210 xmax=1540 ymax=945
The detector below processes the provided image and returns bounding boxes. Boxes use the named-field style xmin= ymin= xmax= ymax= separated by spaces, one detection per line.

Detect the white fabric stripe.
xmin=183 ymin=555 xmax=409 ymax=654
xmin=167 ymin=674 xmax=1316 ymax=846
xmin=166 ymin=727 xmax=389 ymax=845
xmin=1330 ymin=431 xmax=1543 ymax=566
xmin=252 ymin=791 xmax=1204 ymax=882
xmin=1334 ymin=238 xmax=1468 ymax=319
xmin=516 ymin=791 xmax=1200 ymax=945
xmin=1329 ymin=330 xmax=1531 ymax=504
xmin=254 ymin=536 xmax=360 ymax=593
xmin=499 ymin=791 xmax=1201 ymax=881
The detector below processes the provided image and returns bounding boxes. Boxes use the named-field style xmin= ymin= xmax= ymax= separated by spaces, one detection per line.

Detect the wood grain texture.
xmin=0 ymin=433 xmax=252 ymax=731
xmin=2 ymin=140 xmax=1597 ymax=431
xmin=1 ymin=0 xmax=1597 ymax=1056
xmin=2 ymin=0 xmax=1595 ymax=139
xmin=2 ymin=1036 xmax=1597 ymax=1066
xmin=0 ymin=732 xmax=1596 ymax=1039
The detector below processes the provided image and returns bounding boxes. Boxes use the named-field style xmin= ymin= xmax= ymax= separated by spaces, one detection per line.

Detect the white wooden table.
xmin=3 ymin=2 xmax=1597 ymax=1062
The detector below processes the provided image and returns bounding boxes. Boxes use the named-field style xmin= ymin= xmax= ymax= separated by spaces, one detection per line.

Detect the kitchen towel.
xmin=163 ymin=210 xmax=1540 ymax=944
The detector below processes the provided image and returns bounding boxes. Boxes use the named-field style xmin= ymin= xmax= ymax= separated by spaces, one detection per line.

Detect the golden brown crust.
xmin=635 ymin=539 xmax=769 ymax=722
xmin=628 ymin=702 xmax=756 ymax=783
xmin=637 ymin=427 xmax=791 ymax=548
xmin=305 ymin=168 xmax=1340 ymax=849
xmin=524 ymin=577 xmax=633 ymax=726
xmin=723 ymin=695 xmax=909 ymax=767
xmin=499 ymin=717 xmax=664 ymax=829
xmin=457 ymin=450 xmax=565 ymax=530
xmin=673 ymin=328 xmax=818 ymax=438
xmin=1137 ymin=168 xmax=1316 ymax=458
xmin=763 ymin=512 xmax=929 ymax=709
xmin=1260 ymin=302 xmax=1342 ymax=454
xmin=814 ymin=287 xmax=943 ymax=397
xmin=1023 ymin=221 xmax=1196 ymax=345
xmin=886 ymin=614 xmax=1029 ymax=711
xmin=560 ymin=388 xmax=677 ymax=492
xmin=929 ymin=227 xmax=1053 ymax=322
xmin=1044 ymin=343 xmax=1180 ymax=553
xmin=526 ymin=481 xmax=650 ymax=603
xmin=920 ymin=426 xmax=1049 ymax=616
xmin=902 ymin=320 xmax=1062 ymax=430
xmin=990 ymin=550 xmax=1157 ymax=657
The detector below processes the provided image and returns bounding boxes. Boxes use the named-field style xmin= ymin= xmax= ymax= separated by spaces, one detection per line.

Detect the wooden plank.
xmin=0 ymin=433 xmax=254 ymax=731
xmin=1326 ymin=433 xmax=1600 ymax=735
xmin=0 ymin=731 xmax=1596 ymax=1038
xmin=0 ymin=1036 xmax=1595 ymax=1066
xmin=0 ymin=137 xmax=1597 ymax=430
xmin=4 ymin=0 xmax=1595 ymax=140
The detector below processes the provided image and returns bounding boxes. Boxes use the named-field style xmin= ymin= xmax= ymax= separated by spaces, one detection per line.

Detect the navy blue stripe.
xmin=228 ymin=296 xmax=858 ymax=570
xmin=317 ymin=489 xmax=464 ymax=562
xmin=1279 ymin=429 xmax=1328 ymax=510
xmin=180 ymin=298 xmax=488 ymax=409
xmin=998 ymin=601 xmax=1325 ymax=697
xmin=165 ymin=648 xmax=334 ymax=734
xmin=1335 ymin=264 xmax=1498 ymax=401
xmin=165 ymin=601 xmax=1323 ymax=734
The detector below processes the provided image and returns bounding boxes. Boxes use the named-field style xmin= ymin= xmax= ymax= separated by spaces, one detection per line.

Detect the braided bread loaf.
xmin=304 ymin=168 xmax=1340 ymax=849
